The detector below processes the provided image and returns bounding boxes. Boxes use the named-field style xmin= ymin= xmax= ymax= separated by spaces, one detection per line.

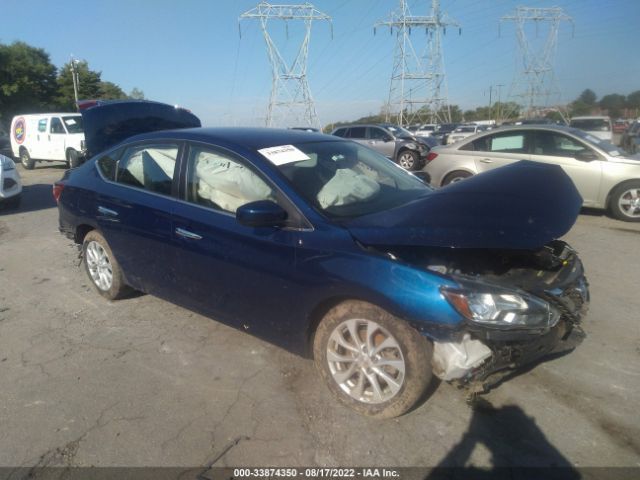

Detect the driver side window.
xmin=533 ymin=131 xmax=592 ymax=158
xmin=186 ymin=146 xmax=276 ymax=214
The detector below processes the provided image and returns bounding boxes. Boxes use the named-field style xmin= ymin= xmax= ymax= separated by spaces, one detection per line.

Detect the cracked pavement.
xmin=0 ymin=164 xmax=639 ymax=468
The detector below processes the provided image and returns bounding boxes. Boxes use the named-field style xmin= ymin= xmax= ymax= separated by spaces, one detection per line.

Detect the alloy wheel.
xmin=617 ymin=187 xmax=640 ymax=219
xmin=85 ymin=241 xmax=113 ymax=291
xmin=326 ymin=318 xmax=406 ymax=404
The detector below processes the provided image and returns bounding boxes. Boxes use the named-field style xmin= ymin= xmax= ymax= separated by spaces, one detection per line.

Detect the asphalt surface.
xmin=0 ymin=163 xmax=639 ymax=469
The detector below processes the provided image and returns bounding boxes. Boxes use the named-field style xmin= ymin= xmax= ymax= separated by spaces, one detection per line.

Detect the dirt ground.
xmin=0 ymin=163 xmax=639 ymax=469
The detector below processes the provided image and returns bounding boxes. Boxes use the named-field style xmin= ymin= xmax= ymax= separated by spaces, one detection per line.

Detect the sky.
xmin=1 ymin=0 xmax=638 ymax=127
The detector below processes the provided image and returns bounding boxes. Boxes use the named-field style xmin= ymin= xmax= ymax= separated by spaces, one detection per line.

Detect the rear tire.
xmin=82 ymin=230 xmax=131 ymax=300
xmin=313 ymin=300 xmax=432 ymax=418
xmin=442 ymin=170 xmax=472 ymax=186
xmin=397 ymin=150 xmax=420 ymax=171
xmin=20 ymin=149 xmax=35 ymax=170
xmin=609 ymin=182 xmax=640 ymax=222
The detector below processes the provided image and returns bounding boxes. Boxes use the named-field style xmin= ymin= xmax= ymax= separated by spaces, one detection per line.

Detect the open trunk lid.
xmin=345 ymin=161 xmax=583 ymax=250
xmin=78 ymin=100 xmax=201 ymax=157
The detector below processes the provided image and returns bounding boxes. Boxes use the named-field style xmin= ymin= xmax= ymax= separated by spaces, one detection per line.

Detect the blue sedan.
xmin=55 ymin=101 xmax=589 ymax=418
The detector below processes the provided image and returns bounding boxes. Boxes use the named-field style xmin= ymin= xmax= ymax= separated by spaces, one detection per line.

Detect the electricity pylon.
xmin=239 ymin=2 xmax=331 ymax=129
xmin=501 ymin=6 xmax=573 ymax=118
xmin=375 ymin=0 xmax=460 ymax=126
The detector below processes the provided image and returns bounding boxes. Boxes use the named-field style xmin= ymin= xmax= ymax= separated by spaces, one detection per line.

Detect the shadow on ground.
xmin=427 ymin=397 xmax=580 ymax=479
xmin=0 ymin=183 xmax=57 ymax=215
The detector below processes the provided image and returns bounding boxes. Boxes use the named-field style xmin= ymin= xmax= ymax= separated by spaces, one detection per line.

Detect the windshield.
xmin=272 ymin=141 xmax=432 ymax=219
xmin=62 ymin=116 xmax=84 ymax=134
xmin=570 ymin=118 xmax=611 ymax=131
xmin=384 ymin=125 xmax=413 ymax=138
xmin=568 ymin=127 xmax=628 ymax=157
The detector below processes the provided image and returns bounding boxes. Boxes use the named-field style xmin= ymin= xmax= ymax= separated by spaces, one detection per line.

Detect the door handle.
xmin=480 ymin=158 xmax=493 ymax=163
xmin=97 ymin=206 xmax=119 ymax=217
xmin=175 ymin=227 xmax=202 ymax=240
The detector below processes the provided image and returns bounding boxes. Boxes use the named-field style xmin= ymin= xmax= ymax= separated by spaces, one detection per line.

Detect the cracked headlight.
xmin=1 ymin=155 xmax=15 ymax=171
xmin=441 ymin=286 xmax=559 ymax=329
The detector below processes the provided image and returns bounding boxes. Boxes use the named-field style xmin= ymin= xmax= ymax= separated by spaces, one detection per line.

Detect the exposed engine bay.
xmin=376 ymin=240 xmax=589 ymax=392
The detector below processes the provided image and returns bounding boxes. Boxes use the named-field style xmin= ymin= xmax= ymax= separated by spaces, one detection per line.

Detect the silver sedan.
xmin=422 ymin=125 xmax=640 ymax=221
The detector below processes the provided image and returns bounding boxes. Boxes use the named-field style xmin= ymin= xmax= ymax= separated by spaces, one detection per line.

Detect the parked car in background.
xmin=569 ymin=116 xmax=613 ymax=142
xmin=331 ymin=123 xmax=435 ymax=170
xmin=413 ymin=124 xmax=437 ymax=137
xmin=55 ymin=100 xmax=589 ymax=418
xmin=446 ymin=124 xmax=482 ymax=145
xmin=10 ymin=113 xmax=85 ymax=170
xmin=423 ymin=125 xmax=640 ymax=221
xmin=613 ymin=119 xmax=629 ymax=134
xmin=620 ymin=121 xmax=640 ymax=154
xmin=432 ymin=123 xmax=459 ymax=145
xmin=0 ymin=154 xmax=22 ymax=208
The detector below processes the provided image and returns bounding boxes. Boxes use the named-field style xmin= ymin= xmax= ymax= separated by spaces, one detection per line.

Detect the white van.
xmin=10 ymin=113 xmax=85 ymax=169
xmin=569 ymin=116 xmax=613 ymax=142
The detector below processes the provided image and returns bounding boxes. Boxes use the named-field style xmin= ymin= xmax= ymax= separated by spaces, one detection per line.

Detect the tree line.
xmin=0 ymin=41 xmax=144 ymax=129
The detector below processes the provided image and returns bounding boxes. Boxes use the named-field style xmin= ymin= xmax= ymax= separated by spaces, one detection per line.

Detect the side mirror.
xmin=236 ymin=200 xmax=287 ymax=228
xmin=575 ymin=150 xmax=599 ymax=162
xmin=383 ymin=135 xmax=394 ymax=142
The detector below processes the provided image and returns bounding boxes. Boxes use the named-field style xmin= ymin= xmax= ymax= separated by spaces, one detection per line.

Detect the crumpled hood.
xmin=345 ymin=160 xmax=583 ymax=250
xmin=79 ymin=100 xmax=201 ymax=157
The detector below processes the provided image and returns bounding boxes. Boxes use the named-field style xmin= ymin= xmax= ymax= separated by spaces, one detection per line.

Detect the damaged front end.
xmin=384 ymin=240 xmax=589 ymax=394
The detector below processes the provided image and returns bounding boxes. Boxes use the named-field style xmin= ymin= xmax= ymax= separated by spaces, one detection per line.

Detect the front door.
xmin=169 ymin=143 xmax=299 ymax=336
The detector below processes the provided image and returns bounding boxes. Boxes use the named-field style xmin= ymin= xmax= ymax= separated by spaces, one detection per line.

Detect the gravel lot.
xmin=0 ymin=163 xmax=639 ymax=469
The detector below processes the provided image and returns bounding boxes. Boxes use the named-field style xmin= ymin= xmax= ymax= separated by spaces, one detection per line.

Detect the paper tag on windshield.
xmin=64 ymin=118 xmax=77 ymax=125
xmin=258 ymin=145 xmax=310 ymax=165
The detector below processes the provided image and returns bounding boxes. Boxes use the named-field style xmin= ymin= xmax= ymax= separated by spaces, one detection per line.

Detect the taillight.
xmin=426 ymin=152 xmax=438 ymax=162
xmin=52 ymin=182 xmax=65 ymax=203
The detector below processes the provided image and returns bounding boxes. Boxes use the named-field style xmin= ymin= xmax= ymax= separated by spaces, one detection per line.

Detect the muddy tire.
xmin=20 ymin=149 xmax=35 ymax=170
xmin=313 ymin=300 xmax=432 ymax=418
xmin=609 ymin=181 xmax=640 ymax=222
xmin=82 ymin=230 xmax=130 ymax=300
xmin=442 ymin=170 xmax=472 ymax=186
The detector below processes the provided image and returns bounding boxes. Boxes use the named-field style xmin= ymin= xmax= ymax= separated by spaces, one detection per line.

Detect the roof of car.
xmin=126 ymin=127 xmax=339 ymax=150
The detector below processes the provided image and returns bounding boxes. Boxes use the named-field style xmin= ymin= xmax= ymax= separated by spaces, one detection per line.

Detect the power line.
xmin=239 ymin=2 xmax=332 ymax=129
xmin=375 ymin=0 xmax=461 ymax=125
xmin=501 ymin=6 xmax=573 ymax=118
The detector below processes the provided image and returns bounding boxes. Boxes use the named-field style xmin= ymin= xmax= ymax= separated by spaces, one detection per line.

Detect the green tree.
xmin=0 ymin=41 xmax=58 ymax=128
xmin=129 ymin=87 xmax=145 ymax=100
xmin=626 ymin=90 xmax=640 ymax=116
xmin=577 ymin=89 xmax=597 ymax=106
xmin=98 ymin=81 xmax=127 ymax=100
xmin=599 ymin=93 xmax=626 ymax=118
xmin=56 ymin=60 xmax=102 ymax=110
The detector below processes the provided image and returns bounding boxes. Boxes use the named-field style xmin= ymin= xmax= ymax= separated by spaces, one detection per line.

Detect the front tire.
xmin=82 ymin=230 xmax=130 ymax=299
xmin=397 ymin=150 xmax=419 ymax=171
xmin=20 ymin=149 xmax=35 ymax=170
xmin=313 ymin=300 xmax=432 ymax=418
xmin=609 ymin=182 xmax=640 ymax=222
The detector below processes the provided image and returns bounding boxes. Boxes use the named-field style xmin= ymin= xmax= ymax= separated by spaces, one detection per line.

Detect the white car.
xmin=10 ymin=113 xmax=85 ymax=170
xmin=422 ymin=125 xmax=640 ymax=221
xmin=569 ymin=116 xmax=613 ymax=142
xmin=446 ymin=124 xmax=483 ymax=144
xmin=0 ymin=154 xmax=22 ymax=208
xmin=414 ymin=123 xmax=437 ymax=137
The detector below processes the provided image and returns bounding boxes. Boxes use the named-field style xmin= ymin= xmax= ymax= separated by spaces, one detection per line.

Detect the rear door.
xmin=93 ymin=141 xmax=183 ymax=296
xmin=461 ymin=129 xmax=533 ymax=173
xmin=169 ymin=142 xmax=300 ymax=333
xmin=345 ymin=126 xmax=368 ymax=148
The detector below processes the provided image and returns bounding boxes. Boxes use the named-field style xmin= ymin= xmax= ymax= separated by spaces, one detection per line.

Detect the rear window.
xmin=570 ymin=119 xmax=611 ymax=131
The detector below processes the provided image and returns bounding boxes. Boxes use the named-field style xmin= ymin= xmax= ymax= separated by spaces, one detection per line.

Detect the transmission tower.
xmin=501 ymin=6 xmax=573 ymax=118
xmin=239 ymin=2 xmax=331 ymax=129
xmin=375 ymin=0 xmax=460 ymax=126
